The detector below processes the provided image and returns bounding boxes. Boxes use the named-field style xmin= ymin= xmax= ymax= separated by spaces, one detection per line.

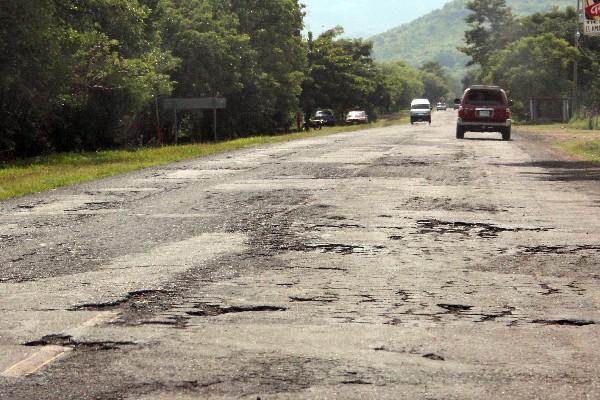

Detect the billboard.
xmin=582 ymin=0 xmax=600 ymax=36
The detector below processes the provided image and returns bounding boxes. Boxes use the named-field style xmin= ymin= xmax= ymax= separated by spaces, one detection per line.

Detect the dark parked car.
xmin=456 ymin=85 xmax=513 ymax=141
xmin=310 ymin=110 xmax=337 ymax=127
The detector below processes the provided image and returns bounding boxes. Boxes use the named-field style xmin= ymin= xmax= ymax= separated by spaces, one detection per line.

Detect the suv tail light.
xmin=458 ymin=106 xmax=465 ymax=119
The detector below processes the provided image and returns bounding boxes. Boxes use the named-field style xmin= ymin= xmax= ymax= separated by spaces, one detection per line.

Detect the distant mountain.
xmin=371 ymin=0 xmax=574 ymax=78
xmin=302 ymin=0 xmax=451 ymax=38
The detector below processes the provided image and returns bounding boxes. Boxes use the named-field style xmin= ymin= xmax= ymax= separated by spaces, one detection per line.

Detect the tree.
xmin=301 ymin=27 xmax=376 ymax=119
xmin=459 ymin=0 xmax=517 ymax=67
xmin=230 ymin=0 xmax=306 ymax=134
xmin=370 ymin=62 xmax=423 ymax=115
xmin=0 ymin=0 xmax=177 ymax=156
xmin=53 ymin=0 xmax=176 ymax=150
xmin=484 ymin=34 xmax=578 ymax=118
xmin=0 ymin=0 xmax=65 ymax=156
xmin=420 ymin=62 xmax=452 ymax=101
xmin=156 ymin=0 xmax=306 ymax=139
xmin=518 ymin=7 xmax=578 ymax=45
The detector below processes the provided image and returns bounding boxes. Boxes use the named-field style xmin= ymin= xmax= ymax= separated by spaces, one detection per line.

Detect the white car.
xmin=410 ymin=99 xmax=432 ymax=124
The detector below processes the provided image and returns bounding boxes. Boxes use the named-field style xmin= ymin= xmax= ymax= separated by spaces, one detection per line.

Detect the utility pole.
xmin=573 ymin=0 xmax=582 ymax=118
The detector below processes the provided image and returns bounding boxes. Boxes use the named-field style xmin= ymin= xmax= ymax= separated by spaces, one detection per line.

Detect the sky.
xmin=302 ymin=0 xmax=453 ymax=38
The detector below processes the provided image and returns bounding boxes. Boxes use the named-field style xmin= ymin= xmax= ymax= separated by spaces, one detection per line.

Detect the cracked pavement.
xmin=1 ymin=111 xmax=599 ymax=399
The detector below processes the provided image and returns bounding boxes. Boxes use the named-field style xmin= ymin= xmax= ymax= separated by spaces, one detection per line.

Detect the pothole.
xmin=540 ymin=284 xmax=560 ymax=296
xmin=437 ymin=304 xmax=473 ymax=314
xmin=290 ymin=243 xmax=386 ymax=255
xmin=478 ymin=307 xmax=515 ymax=322
xmin=309 ymin=223 xmax=364 ymax=230
xmin=532 ymin=319 xmax=595 ymax=327
xmin=341 ymin=379 xmax=372 ymax=385
xmin=415 ymin=219 xmax=548 ymax=238
xmin=289 ymin=295 xmax=337 ymax=303
xmin=24 ymin=334 xmax=137 ymax=351
xmin=66 ymin=201 xmax=123 ymax=211
xmin=423 ymin=353 xmax=445 ymax=361
xmin=376 ymin=158 xmax=431 ymax=167
xmin=401 ymin=196 xmax=504 ymax=213
xmin=70 ymin=290 xmax=174 ymax=312
xmin=140 ymin=315 xmax=190 ymax=329
xmin=520 ymin=245 xmax=600 ymax=255
xmin=186 ymin=304 xmax=287 ymax=317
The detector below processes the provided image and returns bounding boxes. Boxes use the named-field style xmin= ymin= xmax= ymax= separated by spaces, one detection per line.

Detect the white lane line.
xmin=1 ymin=346 xmax=72 ymax=378
xmin=1 ymin=311 xmax=120 ymax=378
xmin=77 ymin=311 xmax=120 ymax=329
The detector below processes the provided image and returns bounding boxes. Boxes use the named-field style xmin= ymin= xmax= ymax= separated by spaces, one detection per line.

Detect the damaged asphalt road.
xmin=1 ymin=111 xmax=600 ymax=399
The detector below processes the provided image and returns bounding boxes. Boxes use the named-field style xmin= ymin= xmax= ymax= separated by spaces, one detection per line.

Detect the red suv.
xmin=456 ymin=85 xmax=512 ymax=141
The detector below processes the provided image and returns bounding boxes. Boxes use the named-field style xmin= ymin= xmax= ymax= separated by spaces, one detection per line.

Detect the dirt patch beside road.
xmin=514 ymin=126 xmax=600 ymax=197
xmin=516 ymin=125 xmax=600 ymax=162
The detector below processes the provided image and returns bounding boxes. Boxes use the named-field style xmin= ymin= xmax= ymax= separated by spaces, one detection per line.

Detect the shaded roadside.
xmin=503 ymin=127 xmax=600 ymax=206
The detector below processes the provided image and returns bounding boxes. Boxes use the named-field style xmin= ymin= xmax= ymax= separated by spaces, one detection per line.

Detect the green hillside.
xmin=371 ymin=0 xmax=574 ymax=77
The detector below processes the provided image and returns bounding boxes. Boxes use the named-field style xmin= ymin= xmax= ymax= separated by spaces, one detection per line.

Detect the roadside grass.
xmin=517 ymin=118 xmax=600 ymax=132
xmin=0 ymin=115 xmax=407 ymax=201
xmin=559 ymin=140 xmax=600 ymax=163
xmin=516 ymin=122 xmax=600 ymax=163
xmin=569 ymin=117 xmax=600 ymax=131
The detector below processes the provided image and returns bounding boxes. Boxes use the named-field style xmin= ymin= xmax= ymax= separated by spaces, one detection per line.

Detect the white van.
xmin=410 ymin=99 xmax=432 ymax=124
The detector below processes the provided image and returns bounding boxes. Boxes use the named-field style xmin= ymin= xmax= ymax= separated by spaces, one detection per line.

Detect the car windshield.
xmin=348 ymin=111 xmax=365 ymax=117
xmin=412 ymin=104 xmax=430 ymax=110
xmin=466 ymin=90 xmax=504 ymax=106
xmin=315 ymin=111 xmax=332 ymax=117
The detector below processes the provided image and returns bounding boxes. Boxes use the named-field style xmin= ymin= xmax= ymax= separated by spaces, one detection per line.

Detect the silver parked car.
xmin=345 ymin=110 xmax=369 ymax=124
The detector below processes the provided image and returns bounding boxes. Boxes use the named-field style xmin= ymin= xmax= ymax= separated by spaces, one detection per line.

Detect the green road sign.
xmin=163 ymin=98 xmax=227 ymax=110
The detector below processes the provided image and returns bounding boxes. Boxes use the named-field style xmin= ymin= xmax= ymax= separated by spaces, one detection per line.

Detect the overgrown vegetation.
xmin=0 ymin=1 xmax=441 ymax=161
xmin=460 ymin=1 xmax=600 ymax=122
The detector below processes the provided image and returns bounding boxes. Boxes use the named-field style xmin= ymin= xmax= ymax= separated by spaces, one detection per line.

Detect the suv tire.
xmin=501 ymin=127 xmax=511 ymax=141
xmin=456 ymin=126 xmax=465 ymax=139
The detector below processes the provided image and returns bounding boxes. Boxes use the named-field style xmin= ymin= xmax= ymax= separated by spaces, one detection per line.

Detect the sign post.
xmin=163 ymin=97 xmax=227 ymax=142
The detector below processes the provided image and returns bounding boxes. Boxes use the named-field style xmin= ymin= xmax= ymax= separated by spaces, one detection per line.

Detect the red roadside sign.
xmin=585 ymin=2 xmax=600 ymax=18
xmin=582 ymin=0 xmax=600 ymax=36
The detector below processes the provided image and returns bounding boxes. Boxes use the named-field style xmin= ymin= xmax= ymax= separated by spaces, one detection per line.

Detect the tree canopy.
xmin=460 ymin=2 xmax=600 ymax=120
xmin=0 ymin=0 xmax=445 ymax=159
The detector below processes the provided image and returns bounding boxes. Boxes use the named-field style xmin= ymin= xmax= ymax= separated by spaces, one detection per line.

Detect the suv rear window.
xmin=465 ymin=90 xmax=504 ymax=106
xmin=412 ymin=104 xmax=430 ymax=110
